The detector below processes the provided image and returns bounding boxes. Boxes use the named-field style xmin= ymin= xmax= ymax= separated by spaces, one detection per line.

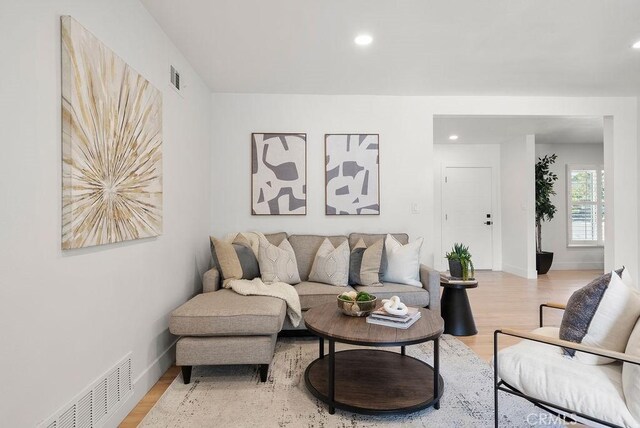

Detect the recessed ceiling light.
xmin=354 ymin=34 xmax=373 ymax=46
xmin=633 ymin=40 xmax=640 ymax=49
xmin=449 ymin=135 xmax=459 ymax=141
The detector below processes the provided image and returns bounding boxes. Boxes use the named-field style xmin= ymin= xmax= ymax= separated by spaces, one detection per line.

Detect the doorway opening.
xmin=434 ymin=115 xmax=606 ymax=279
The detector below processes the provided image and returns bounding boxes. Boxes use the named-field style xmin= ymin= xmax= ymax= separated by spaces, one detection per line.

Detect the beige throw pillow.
xmin=258 ymin=237 xmax=301 ymax=284
xmin=308 ymin=239 xmax=350 ymax=286
xmin=210 ymin=236 xmax=260 ymax=288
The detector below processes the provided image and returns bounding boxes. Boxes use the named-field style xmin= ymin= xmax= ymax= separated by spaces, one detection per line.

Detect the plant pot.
xmin=448 ymin=259 xmax=463 ymax=279
xmin=536 ymin=251 xmax=554 ymax=275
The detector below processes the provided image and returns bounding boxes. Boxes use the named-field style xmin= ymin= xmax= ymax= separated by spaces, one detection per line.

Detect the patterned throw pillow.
xmin=257 ymin=237 xmax=301 ymax=284
xmin=210 ymin=235 xmax=260 ymax=288
xmin=308 ymin=239 xmax=350 ymax=286
xmin=382 ymin=234 xmax=423 ymax=287
xmin=560 ymin=268 xmax=640 ymax=364
xmin=349 ymin=238 xmax=385 ymax=286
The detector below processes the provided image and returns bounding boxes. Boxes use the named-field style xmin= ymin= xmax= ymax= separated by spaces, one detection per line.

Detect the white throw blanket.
xmin=229 ymin=278 xmax=302 ymax=327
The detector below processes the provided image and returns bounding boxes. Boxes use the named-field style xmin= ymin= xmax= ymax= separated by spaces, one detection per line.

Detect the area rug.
xmin=140 ymin=336 xmax=560 ymax=427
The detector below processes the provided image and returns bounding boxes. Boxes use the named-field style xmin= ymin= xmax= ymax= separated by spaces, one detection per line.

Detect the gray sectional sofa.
xmin=169 ymin=232 xmax=441 ymax=384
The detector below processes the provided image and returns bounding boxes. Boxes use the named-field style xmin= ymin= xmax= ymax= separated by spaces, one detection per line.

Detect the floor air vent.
xmin=39 ymin=353 xmax=133 ymax=428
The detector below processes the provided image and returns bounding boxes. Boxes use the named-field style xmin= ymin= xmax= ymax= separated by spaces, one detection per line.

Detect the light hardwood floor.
xmin=120 ymin=269 xmax=599 ymax=427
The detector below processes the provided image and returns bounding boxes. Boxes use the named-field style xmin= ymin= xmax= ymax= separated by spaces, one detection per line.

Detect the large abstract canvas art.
xmin=61 ymin=16 xmax=162 ymax=249
xmin=251 ymin=133 xmax=306 ymax=215
xmin=325 ymin=134 xmax=379 ymax=215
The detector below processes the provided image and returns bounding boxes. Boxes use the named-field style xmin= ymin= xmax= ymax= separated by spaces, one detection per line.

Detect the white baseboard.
xmin=104 ymin=339 xmax=178 ymax=427
xmin=502 ymin=263 xmax=534 ymax=279
xmin=549 ymin=261 xmax=604 ymax=271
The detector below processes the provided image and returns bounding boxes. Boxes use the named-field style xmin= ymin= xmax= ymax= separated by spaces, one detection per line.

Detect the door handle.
xmin=484 ymin=221 xmax=493 ymax=225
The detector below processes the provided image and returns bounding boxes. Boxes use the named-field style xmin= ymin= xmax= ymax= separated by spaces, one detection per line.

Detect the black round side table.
xmin=440 ymin=277 xmax=478 ymax=336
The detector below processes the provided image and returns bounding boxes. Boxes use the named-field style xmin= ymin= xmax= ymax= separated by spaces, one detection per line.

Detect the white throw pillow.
xmin=621 ymin=267 xmax=635 ymax=289
xmin=623 ymin=319 xmax=640 ymax=421
xmin=382 ymin=234 xmax=423 ymax=287
xmin=577 ymin=271 xmax=640 ymax=364
xmin=258 ymin=237 xmax=301 ymax=284
xmin=308 ymin=239 xmax=350 ymax=286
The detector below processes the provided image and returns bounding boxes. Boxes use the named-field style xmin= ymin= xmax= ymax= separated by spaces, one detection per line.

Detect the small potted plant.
xmin=445 ymin=243 xmax=475 ymax=280
xmin=535 ymin=154 xmax=558 ymax=274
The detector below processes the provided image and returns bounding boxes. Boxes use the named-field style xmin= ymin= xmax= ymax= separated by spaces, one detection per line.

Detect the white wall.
xmin=211 ymin=94 xmax=638 ymax=279
xmin=500 ymin=136 xmax=537 ymax=278
xmin=211 ymin=95 xmax=436 ymax=261
xmin=433 ymin=144 xmax=502 ymax=272
xmin=0 ymin=1 xmax=211 ymax=426
xmin=536 ymin=143 xmax=605 ymax=270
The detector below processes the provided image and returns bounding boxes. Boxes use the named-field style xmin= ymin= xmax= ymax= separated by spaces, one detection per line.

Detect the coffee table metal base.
xmin=304 ymin=348 xmax=444 ymax=415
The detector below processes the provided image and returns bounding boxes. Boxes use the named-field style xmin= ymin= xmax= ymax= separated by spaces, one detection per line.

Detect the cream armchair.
xmin=493 ymin=303 xmax=640 ymax=428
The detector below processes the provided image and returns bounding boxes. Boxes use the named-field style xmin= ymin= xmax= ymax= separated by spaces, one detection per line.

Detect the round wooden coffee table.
xmin=303 ymin=302 xmax=444 ymax=415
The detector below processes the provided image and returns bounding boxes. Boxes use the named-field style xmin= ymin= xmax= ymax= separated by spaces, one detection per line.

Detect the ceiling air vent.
xmin=38 ymin=353 xmax=133 ymax=428
xmin=170 ymin=65 xmax=181 ymax=91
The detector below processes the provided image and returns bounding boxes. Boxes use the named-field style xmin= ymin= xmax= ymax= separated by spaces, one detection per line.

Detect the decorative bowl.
xmin=337 ymin=295 xmax=377 ymax=317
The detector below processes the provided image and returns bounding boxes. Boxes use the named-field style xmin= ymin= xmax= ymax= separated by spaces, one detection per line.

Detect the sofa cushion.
xmin=295 ymin=281 xmax=357 ymax=310
xmin=265 ymin=232 xmax=288 ymax=246
xmin=308 ymin=238 xmax=350 ymax=286
xmin=560 ymin=269 xmax=640 ymax=364
xmin=169 ymin=290 xmax=286 ymax=336
xmin=354 ymin=282 xmax=430 ymax=307
xmin=623 ymin=320 xmax=640 ymax=421
xmin=349 ymin=232 xmax=408 ymax=249
xmin=498 ymin=327 xmax=637 ymax=428
xmin=288 ymin=235 xmax=348 ymax=281
xmin=258 ymin=236 xmax=301 ymax=284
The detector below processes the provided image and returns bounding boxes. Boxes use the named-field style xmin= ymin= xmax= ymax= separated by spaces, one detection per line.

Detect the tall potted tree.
xmin=535 ymin=154 xmax=558 ymax=274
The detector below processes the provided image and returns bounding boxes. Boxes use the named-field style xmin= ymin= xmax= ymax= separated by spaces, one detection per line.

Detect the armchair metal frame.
xmin=494 ymin=303 xmax=640 ymax=428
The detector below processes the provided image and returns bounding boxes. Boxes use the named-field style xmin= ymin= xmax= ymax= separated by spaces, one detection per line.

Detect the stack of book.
xmin=366 ymin=306 xmax=421 ymax=329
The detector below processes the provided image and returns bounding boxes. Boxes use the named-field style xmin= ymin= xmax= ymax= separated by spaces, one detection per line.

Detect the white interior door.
xmin=442 ymin=167 xmax=493 ymax=270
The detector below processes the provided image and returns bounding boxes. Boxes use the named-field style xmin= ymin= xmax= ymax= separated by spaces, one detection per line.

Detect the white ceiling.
xmin=141 ymin=0 xmax=640 ymax=96
xmin=434 ymin=116 xmax=604 ymax=145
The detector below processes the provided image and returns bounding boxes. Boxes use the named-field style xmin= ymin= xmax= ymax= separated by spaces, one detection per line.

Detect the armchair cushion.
xmin=498 ymin=327 xmax=638 ymax=428
xmin=624 ymin=320 xmax=640 ymax=421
